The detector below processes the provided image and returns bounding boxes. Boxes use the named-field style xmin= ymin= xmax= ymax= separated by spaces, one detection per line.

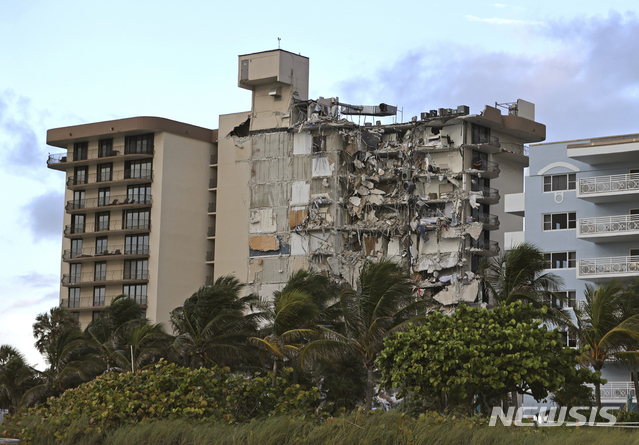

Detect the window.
xmin=71 ymin=214 xmax=85 ymax=234
xmin=70 ymin=239 xmax=83 ymax=259
xmin=544 ymin=291 xmax=576 ymax=308
xmin=125 ymin=160 xmax=152 ymax=179
xmin=97 ymin=163 xmax=113 ymax=182
xmin=543 ymin=212 xmax=576 ymax=230
xmin=72 ymin=190 xmax=85 ymax=210
xmin=96 ymin=237 xmax=108 ymax=256
xmin=312 ymin=135 xmax=326 ymax=153
xmin=543 ymin=173 xmax=576 ymax=192
xmin=630 ymin=209 xmax=639 ymax=216
xmin=95 ymin=212 xmax=110 ymax=232
xmin=70 ymin=264 xmax=82 ymax=284
xmin=94 ymin=262 xmax=106 ymax=282
xmin=125 ymin=235 xmax=149 ymax=255
xmin=125 ymin=134 xmax=154 ymax=155
xmin=123 ymin=284 xmax=147 ymax=305
xmin=124 ymin=260 xmax=148 ymax=280
xmin=73 ymin=142 xmax=88 ymax=161
xmin=125 ymin=210 xmax=150 ymax=230
xmin=98 ymin=139 xmax=113 ymax=158
xmin=71 ymin=312 xmax=80 ymax=322
xmin=127 ymin=184 xmax=151 ymax=204
xmin=544 ymin=251 xmax=577 ymax=269
xmin=92 ymin=311 xmax=102 ymax=321
xmin=631 ymin=249 xmax=639 ymax=257
xmin=471 ymin=124 xmax=490 ymax=144
xmin=93 ymin=286 xmax=105 ymax=307
xmin=73 ymin=166 xmax=88 ymax=185
xmin=98 ymin=188 xmax=111 ymax=207
xmin=559 ymin=331 xmax=578 ymax=348
xmin=68 ymin=287 xmax=80 ymax=308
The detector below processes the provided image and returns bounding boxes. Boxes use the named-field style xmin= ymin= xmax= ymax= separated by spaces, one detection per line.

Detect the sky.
xmin=2 ymin=0 xmax=639 ymax=369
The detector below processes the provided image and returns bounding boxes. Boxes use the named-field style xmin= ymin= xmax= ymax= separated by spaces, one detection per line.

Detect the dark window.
xmin=73 ymin=166 xmax=88 ymax=185
xmin=125 ymin=160 xmax=152 ymax=179
xmin=93 ymin=286 xmax=105 ymax=307
xmin=125 ymin=134 xmax=154 ymax=155
xmin=97 ymin=163 xmax=113 ymax=182
xmin=95 ymin=212 xmax=110 ymax=232
xmin=73 ymin=142 xmax=88 ymax=161
xmin=544 ymin=251 xmax=577 ymax=269
xmin=127 ymin=184 xmax=151 ymax=204
xmin=96 ymin=237 xmax=108 ymax=255
xmin=71 ymin=312 xmax=80 ymax=322
xmin=92 ymin=311 xmax=102 ymax=321
xmin=312 ymin=135 xmax=326 ymax=153
xmin=543 ymin=212 xmax=576 ymax=230
xmin=123 ymin=284 xmax=147 ymax=305
xmin=125 ymin=210 xmax=150 ymax=230
xmin=124 ymin=260 xmax=148 ymax=280
xmin=98 ymin=188 xmax=111 ymax=207
xmin=71 ymin=214 xmax=85 ymax=234
xmin=471 ymin=124 xmax=490 ymax=144
xmin=94 ymin=262 xmax=106 ymax=282
xmin=125 ymin=235 xmax=149 ymax=255
xmin=543 ymin=173 xmax=576 ymax=192
xmin=68 ymin=288 xmax=80 ymax=308
xmin=70 ymin=264 xmax=82 ymax=284
xmin=70 ymin=239 xmax=83 ymax=259
xmin=72 ymin=190 xmax=86 ymax=210
xmin=631 ymin=249 xmax=639 ymax=257
xmin=98 ymin=139 xmax=113 ymax=158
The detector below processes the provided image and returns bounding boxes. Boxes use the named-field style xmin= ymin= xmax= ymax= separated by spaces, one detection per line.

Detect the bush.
xmin=1 ymin=361 xmax=320 ymax=443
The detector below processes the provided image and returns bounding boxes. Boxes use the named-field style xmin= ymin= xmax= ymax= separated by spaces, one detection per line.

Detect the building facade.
xmin=505 ymin=134 xmax=639 ymax=406
xmin=47 ymin=49 xmax=546 ymax=328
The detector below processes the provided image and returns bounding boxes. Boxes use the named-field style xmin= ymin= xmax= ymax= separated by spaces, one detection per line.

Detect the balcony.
xmin=208 ymin=201 xmax=216 ymax=214
xmin=585 ymin=381 xmax=636 ymax=403
xmin=62 ymin=269 xmax=149 ymax=286
xmin=65 ymin=194 xmax=152 ymax=212
xmin=577 ymin=256 xmax=639 ymax=281
xmin=63 ymin=245 xmax=150 ymax=261
xmin=504 ymin=192 xmax=525 ymax=217
xmin=577 ymin=214 xmax=639 ymax=243
xmin=467 ymin=159 xmax=500 ymax=179
xmin=475 ymin=213 xmax=500 ymax=230
xmin=64 ymin=219 xmax=151 ymax=237
xmin=206 ymin=251 xmax=215 ymax=263
xmin=577 ymin=173 xmax=639 ymax=203
xmin=465 ymin=136 xmax=501 ymax=154
xmin=473 ymin=186 xmax=500 ymax=205
xmin=47 ymin=145 xmax=153 ymax=170
xmin=62 ymin=294 xmax=147 ymax=311
xmin=568 ymin=133 xmax=639 ymax=165
xmin=67 ymin=169 xmax=153 ymax=189
xmin=207 ymin=226 xmax=216 ymax=238
xmin=468 ymin=238 xmax=500 ymax=256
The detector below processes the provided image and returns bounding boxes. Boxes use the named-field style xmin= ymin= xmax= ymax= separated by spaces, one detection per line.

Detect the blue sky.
xmin=2 ymin=0 xmax=639 ymax=368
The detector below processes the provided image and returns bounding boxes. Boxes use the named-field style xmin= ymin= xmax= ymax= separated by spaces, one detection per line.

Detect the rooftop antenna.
xmin=278 ymin=37 xmax=281 ymax=49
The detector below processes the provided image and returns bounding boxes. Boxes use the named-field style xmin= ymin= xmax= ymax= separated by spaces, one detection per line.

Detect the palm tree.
xmin=479 ymin=242 xmax=565 ymax=321
xmin=170 ymin=275 xmax=256 ymax=369
xmin=0 ymin=345 xmax=39 ymax=414
xmin=560 ymin=280 xmax=639 ymax=409
xmin=249 ymin=289 xmax=320 ymax=385
xmin=109 ymin=323 xmax=172 ymax=372
xmin=301 ymin=259 xmax=430 ymax=410
xmin=33 ymin=306 xmax=80 ymax=355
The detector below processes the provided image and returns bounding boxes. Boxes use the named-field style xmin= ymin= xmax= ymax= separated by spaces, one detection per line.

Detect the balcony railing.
xmin=469 ymin=159 xmax=500 ymax=175
xmin=206 ymin=251 xmax=215 ymax=262
xmin=63 ymin=245 xmax=150 ymax=260
xmin=62 ymin=269 xmax=149 ymax=285
xmin=578 ymin=214 xmax=639 ymax=236
xmin=585 ymin=381 xmax=636 ymax=400
xmin=209 ymin=178 xmax=217 ymax=189
xmin=579 ymin=173 xmax=639 ymax=195
xmin=469 ymin=238 xmax=500 ymax=254
xmin=66 ymin=194 xmax=152 ymax=211
xmin=208 ymin=201 xmax=216 ymax=213
xmin=207 ymin=226 xmax=216 ymax=237
xmin=210 ymin=153 xmax=218 ymax=165
xmin=48 ymin=145 xmax=153 ymax=166
xmin=67 ymin=169 xmax=153 ymax=186
xmin=579 ymin=256 xmax=639 ymax=277
xmin=474 ymin=186 xmax=500 ymax=202
xmin=62 ymin=294 xmax=147 ymax=309
xmin=64 ymin=219 xmax=151 ymax=236
xmin=476 ymin=213 xmax=500 ymax=228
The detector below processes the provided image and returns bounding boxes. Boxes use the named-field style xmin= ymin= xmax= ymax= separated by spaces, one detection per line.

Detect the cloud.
xmin=0 ymin=89 xmax=50 ymax=171
xmin=14 ymin=272 xmax=60 ymax=288
xmin=22 ymin=190 xmax=65 ymax=239
xmin=465 ymin=15 xmax=547 ymax=27
xmin=3 ymin=290 xmax=59 ymax=313
xmin=335 ymin=11 xmax=639 ymax=142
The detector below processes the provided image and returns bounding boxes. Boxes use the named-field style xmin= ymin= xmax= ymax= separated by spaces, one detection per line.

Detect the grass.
xmin=6 ymin=410 xmax=639 ymax=444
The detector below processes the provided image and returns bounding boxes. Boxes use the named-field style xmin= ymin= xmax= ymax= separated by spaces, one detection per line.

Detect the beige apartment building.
xmin=47 ymin=49 xmax=546 ymax=327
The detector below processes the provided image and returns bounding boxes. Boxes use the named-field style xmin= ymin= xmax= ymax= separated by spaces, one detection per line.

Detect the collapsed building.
xmin=216 ymin=49 xmax=546 ymax=306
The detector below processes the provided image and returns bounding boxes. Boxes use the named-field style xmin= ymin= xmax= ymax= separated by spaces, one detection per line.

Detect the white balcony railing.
xmin=578 ymin=214 xmax=639 ymax=236
xmin=579 ymin=173 xmax=639 ymax=195
xmin=585 ymin=381 xmax=636 ymax=400
xmin=578 ymin=256 xmax=639 ymax=277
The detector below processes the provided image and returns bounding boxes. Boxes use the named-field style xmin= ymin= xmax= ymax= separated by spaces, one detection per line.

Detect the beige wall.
xmin=215 ymin=112 xmax=252 ymax=283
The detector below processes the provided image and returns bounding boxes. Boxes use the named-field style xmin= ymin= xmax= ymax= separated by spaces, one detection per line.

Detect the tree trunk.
xmin=633 ymin=368 xmax=639 ymax=412
xmin=366 ymin=365 xmax=374 ymax=410
xmin=595 ymin=381 xmax=602 ymax=411
xmin=272 ymin=359 xmax=278 ymax=387
xmin=511 ymin=390 xmax=519 ymax=413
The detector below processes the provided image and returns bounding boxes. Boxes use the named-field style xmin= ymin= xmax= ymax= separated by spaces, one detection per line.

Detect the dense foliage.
xmin=2 ymin=360 xmax=321 ymax=443
xmin=378 ymin=302 xmax=601 ymax=413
